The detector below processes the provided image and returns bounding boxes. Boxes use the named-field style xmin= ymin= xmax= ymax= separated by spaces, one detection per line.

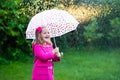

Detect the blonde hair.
xmin=33 ymin=27 xmax=53 ymax=45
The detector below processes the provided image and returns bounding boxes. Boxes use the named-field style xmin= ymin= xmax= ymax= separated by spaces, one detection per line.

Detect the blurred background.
xmin=0 ymin=0 xmax=120 ymax=80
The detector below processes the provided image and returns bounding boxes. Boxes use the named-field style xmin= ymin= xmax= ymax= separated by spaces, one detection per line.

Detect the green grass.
xmin=0 ymin=48 xmax=120 ymax=80
xmin=0 ymin=61 xmax=33 ymax=80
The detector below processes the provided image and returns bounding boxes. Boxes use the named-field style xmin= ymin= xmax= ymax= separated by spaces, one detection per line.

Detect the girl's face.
xmin=39 ymin=27 xmax=51 ymax=44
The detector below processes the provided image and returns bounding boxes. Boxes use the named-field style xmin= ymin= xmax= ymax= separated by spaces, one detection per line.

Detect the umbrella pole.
xmin=53 ymin=37 xmax=57 ymax=47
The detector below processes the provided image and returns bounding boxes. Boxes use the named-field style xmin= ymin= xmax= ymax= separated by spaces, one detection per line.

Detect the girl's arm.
xmin=52 ymin=47 xmax=61 ymax=62
xmin=33 ymin=44 xmax=57 ymax=61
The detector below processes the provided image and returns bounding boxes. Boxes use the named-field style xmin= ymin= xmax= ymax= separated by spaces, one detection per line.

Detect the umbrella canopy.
xmin=26 ymin=9 xmax=79 ymax=39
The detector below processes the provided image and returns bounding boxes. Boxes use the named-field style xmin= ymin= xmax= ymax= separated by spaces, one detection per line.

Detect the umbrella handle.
xmin=53 ymin=37 xmax=57 ymax=48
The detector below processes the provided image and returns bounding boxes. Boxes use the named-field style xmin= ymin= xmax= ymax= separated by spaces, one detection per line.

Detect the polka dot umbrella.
xmin=26 ymin=9 xmax=79 ymax=46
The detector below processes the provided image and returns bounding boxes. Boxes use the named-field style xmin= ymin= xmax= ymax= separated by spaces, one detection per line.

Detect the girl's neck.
xmin=42 ymin=42 xmax=47 ymax=46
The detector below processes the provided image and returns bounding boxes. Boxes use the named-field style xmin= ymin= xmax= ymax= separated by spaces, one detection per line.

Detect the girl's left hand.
xmin=53 ymin=47 xmax=59 ymax=53
xmin=53 ymin=47 xmax=61 ymax=57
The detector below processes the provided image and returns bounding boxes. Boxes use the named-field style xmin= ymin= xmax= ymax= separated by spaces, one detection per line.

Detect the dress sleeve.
xmin=33 ymin=44 xmax=57 ymax=61
xmin=53 ymin=57 xmax=60 ymax=62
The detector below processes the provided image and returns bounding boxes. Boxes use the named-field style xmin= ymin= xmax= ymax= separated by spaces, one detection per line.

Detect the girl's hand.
xmin=53 ymin=47 xmax=61 ymax=57
xmin=53 ymin=47 xmax=59 ymax=53
xmin=56 ymin=51 xmax=61 ymax=57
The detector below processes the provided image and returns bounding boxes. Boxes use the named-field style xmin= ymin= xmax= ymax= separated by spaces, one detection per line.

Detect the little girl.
xmin=32 ymin=26 xmax=61 ymax=80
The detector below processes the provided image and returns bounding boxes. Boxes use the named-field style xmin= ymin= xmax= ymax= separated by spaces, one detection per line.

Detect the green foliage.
xmin=22 ymin=0 xmax=60 ymax=15
xmin=109 ymin=17 xmax=120 ymax=38
xmin=0 ymin=0 xmax=31 ymax=63
xmin=107 ymin=17 xmax=120 ymax=47
xmin=83 ymin=17 xmax=103 ymax=42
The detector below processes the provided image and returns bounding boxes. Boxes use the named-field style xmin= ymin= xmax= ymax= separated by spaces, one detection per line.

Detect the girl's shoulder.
xmin=32 ymin=43 xmax=53 ymax=48
xmin=32 ymin=42 xmax=42 ymax=48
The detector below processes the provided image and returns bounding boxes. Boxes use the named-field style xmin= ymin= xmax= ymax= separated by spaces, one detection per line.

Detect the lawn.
xmin=0 ymin=48 xmax=120 ymax=80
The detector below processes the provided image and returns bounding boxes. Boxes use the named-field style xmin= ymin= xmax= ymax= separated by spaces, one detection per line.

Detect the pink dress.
xmin=32 ymin=43 xmax=60 ymax=80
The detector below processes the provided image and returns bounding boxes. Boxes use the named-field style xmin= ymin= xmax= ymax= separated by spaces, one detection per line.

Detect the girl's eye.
xmin=43 ymin=32 xmax=46 ymax=34
xmin=43 ymin=32 xmax=49 ymax=34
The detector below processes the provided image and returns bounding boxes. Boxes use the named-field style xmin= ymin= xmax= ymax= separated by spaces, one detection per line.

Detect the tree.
xmin=0 ymin=0 xmax=30 ymax=63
